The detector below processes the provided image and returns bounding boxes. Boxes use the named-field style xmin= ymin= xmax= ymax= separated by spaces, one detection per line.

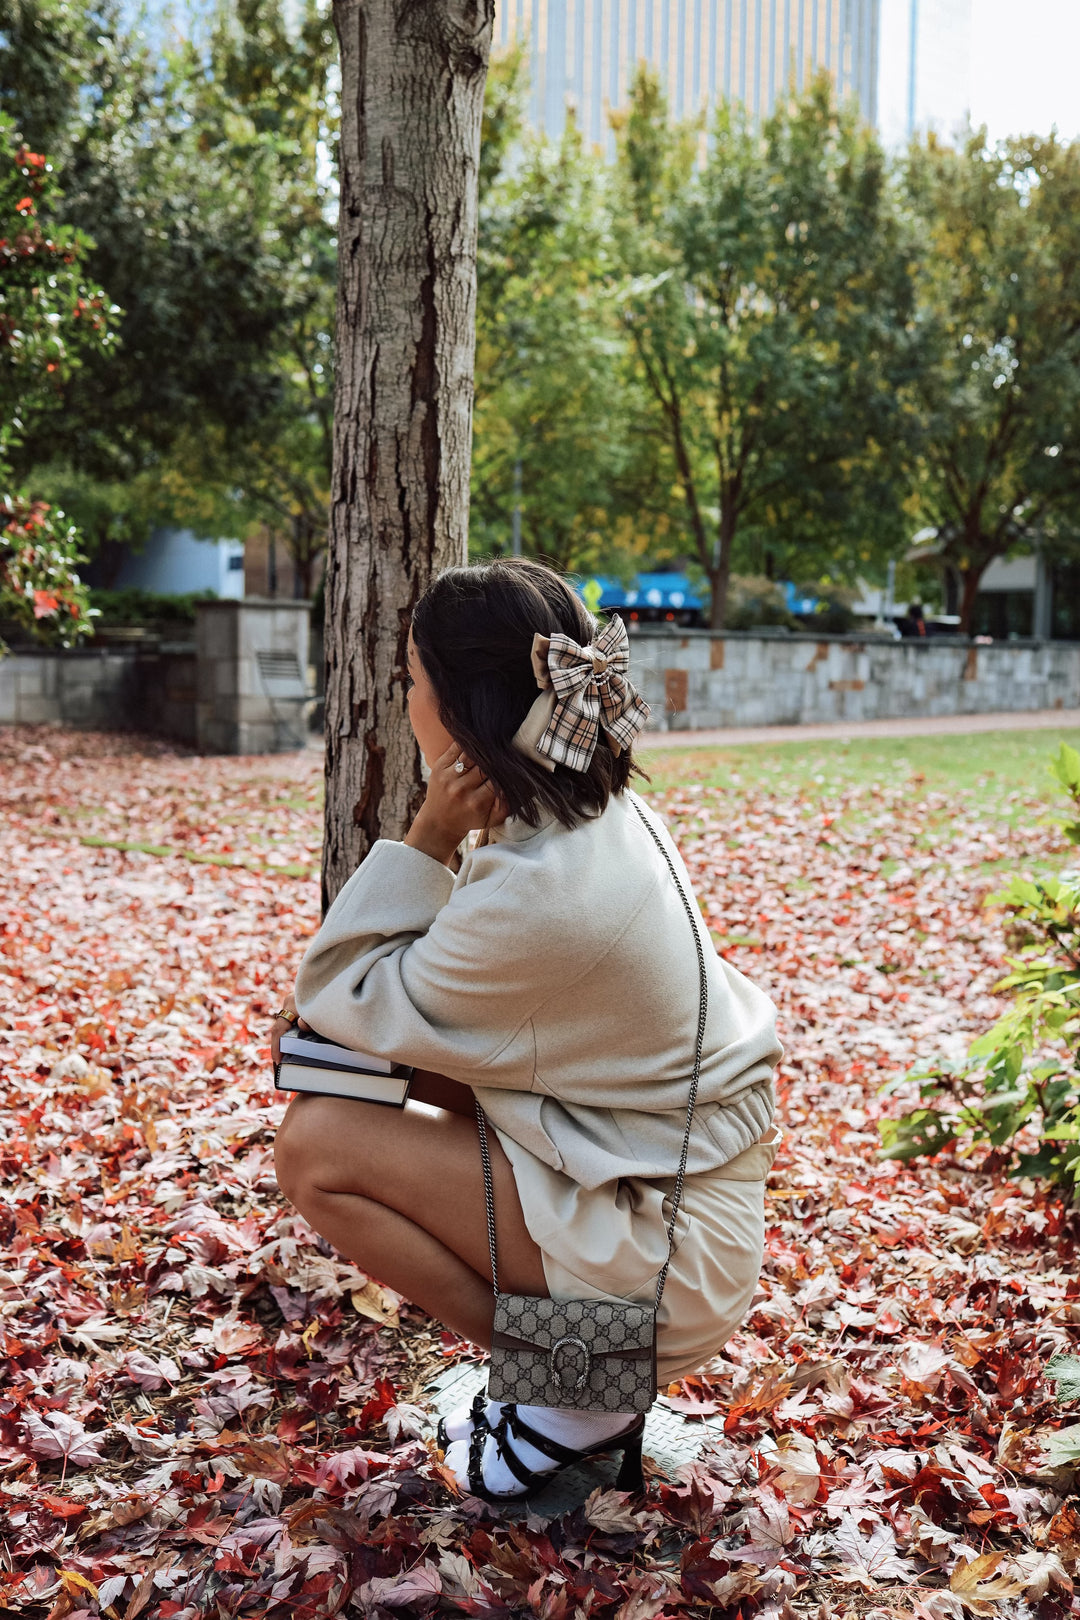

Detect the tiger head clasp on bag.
xmin=549 ymin=1334 xmax=591 ymax=1395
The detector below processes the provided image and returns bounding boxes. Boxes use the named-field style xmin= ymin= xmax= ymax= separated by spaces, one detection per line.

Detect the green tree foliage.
xmin=0 ymin=113 xmax=113 ymax=469
xmin=893 ymin=132 xmax=1080 ymax=631
xmin=147 ymin=0 xmax=338 ymax=596
xmin=470 ymin=55 xmax=661 ymax=576
xmin=9 ymin=4 xmax=285 ymax=478
xmin=8 ymin=6 xmax=1080 ymax=616
xmin=0 ymin=0 xmax=92 ymax=158
xmin=879 ymin=745 xmax=1080 ymax=1196
xmin=613 ymin=69 xmax=915 ymax=626
xmin=4 ymin=0 xmax=335 ymax=590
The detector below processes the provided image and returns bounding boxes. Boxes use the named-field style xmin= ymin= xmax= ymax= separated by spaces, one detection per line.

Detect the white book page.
xmin=279 ymin=1031 xmax=395 ymax=1074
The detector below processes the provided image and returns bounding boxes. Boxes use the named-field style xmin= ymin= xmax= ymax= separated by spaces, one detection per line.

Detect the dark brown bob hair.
xmin=411 ymin=558 xmax=643 ymax=829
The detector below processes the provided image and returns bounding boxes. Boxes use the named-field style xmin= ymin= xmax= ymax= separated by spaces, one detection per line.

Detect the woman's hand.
xmin=404 ymin=741 xmax=508 ymax=867
xmin=271 ymin=992 xmax=310 ymax=1064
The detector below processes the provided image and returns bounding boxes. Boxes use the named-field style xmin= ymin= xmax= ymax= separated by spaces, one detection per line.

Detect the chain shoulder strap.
xmin=476 ymin=794 xmax=709 ymax=1314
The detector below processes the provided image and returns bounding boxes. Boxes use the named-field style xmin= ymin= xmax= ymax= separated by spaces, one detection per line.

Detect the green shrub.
xmin=877 ymin=744 xmax=1080 ymax=1196
xmin=725 ymin=575 xmax=798 ymax=631
xmin=793 ymin=581 xmax=859 ymax=633
xmin=87 ymin=587 xmax=216 ymax=625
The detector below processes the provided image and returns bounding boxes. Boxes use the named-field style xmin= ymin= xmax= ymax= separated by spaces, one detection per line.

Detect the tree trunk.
xmin=708 ymin=498 xmax=737 ymax=629
xmin=956 ymin=560 xmax=987 ymax=636
xmin=952 ymin=531 xmax=1001 ymax=635
xmin=294 ymin=536 xmax=314 ymax=601
xmin=290 ymin=513 xmax=324 ymax=601
xmin=708 ymin=563 xmax=730 ymax=630
xmin=322 ymin=0 xmax=493 ymax=909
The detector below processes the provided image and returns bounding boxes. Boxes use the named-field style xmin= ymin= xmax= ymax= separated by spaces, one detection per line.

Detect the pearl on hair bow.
xmin=513 ymin=615 xmax=650 ymax=773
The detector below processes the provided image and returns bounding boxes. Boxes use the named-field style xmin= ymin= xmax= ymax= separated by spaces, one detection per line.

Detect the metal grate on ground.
xmin=427 ymin=1359 xmax=726 ymax=1519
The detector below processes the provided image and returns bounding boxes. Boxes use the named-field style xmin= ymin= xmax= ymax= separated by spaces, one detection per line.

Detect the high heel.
xmin=614 ymin=1425 xmax=645 ymax=1492
xmin=460 ymin=1405 xmax=648 ymax=1503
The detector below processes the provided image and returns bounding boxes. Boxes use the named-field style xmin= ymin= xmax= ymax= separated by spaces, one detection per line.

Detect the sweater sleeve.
xmin=292 ymin=838 xmax=560 ymax=1084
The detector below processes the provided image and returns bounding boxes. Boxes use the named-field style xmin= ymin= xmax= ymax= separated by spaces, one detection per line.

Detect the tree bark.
xmin=322 ymin=0 xmax=493 ymax=908
xmin=708 ymin=495 xmax=737 ymax=629
xmin=289 ymin=512 xmax=324 ymax=601
xmin=956 ymin=551 xmax=994 ymax=636
xmin=708 ymin=562 xmax=730 ymax=630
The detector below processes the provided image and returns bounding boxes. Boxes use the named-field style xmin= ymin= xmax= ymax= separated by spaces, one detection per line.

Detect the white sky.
xmin=970 ymin=0 xmax=1080 ymax=141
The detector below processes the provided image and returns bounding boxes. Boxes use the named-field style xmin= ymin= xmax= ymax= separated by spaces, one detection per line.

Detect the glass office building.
xmin=877 ymin=0 xmax=972 ymax=148
xmin=497 ymin=0 xmax=881 ymax=150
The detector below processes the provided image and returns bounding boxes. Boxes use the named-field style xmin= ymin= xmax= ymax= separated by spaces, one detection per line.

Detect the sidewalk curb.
xmin=638 ymin=708 xmax=1080 ymax=750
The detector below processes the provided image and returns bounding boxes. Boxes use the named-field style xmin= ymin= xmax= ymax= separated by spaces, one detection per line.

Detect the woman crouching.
xmin=272 ymin=558 xmax=782 ymax=1502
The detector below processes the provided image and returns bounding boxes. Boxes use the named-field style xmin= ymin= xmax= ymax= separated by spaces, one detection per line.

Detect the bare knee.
xmin=274 ymin=1094 xmax=341 ymax=1206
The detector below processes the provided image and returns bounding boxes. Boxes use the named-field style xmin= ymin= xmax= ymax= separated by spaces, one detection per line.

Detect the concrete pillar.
xmin=195 ymin=598 xmax=312 ymax=754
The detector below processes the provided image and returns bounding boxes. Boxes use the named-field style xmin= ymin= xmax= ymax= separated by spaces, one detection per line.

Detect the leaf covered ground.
xmin=2 ymin=726 xmax=1080 ymax=1620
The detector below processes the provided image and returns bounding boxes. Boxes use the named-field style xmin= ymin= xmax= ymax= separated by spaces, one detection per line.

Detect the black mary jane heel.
xmin=463 ymin=1403 xmax=647 ymax=1503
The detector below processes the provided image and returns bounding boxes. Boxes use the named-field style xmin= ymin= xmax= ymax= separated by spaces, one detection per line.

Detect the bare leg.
xmin=273 ymin=1084 xmax=548 ymax=1348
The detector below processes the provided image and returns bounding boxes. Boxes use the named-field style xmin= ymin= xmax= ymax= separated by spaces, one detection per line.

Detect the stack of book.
xmin=274 ymin=1029 xmax=412 ymax=1106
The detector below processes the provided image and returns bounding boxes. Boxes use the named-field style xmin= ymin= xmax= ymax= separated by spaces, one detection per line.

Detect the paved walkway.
xmin=638 ymin=708 xmax=1080 ymax=750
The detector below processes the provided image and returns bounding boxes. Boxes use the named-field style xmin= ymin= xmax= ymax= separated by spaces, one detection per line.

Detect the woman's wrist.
xmin=403 ymin=742 xmax=506 ymax=866
xmin=403 ymin=809 xmax=461 ymax=867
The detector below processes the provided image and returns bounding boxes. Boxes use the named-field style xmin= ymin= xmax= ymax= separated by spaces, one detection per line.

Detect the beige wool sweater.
xmin=294 ymin=788 xmax=782 ymax=1194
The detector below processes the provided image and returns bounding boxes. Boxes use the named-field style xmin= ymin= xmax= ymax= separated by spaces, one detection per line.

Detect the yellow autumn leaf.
xmin=351 ymin=1281 xmax=401 ymax=1328
xmin=59 ymin=1571 xmax=99 ymax=1599
xmin=949 ymin=1552 xmax=1025 ymax=1605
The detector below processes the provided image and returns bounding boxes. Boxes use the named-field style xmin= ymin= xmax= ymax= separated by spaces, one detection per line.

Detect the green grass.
xmin=637 ymin=726 xmax=1080 ymax=814
xmin=76 ymin=832 xmax=314 ymax=878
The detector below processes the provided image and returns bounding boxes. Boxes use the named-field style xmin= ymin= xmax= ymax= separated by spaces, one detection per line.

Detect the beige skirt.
xmin=496 ymin=1126 xmax=781 ymax=1389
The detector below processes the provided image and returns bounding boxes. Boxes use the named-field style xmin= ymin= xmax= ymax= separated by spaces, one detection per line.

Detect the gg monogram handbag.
xmin=475 ymin=799 xmax=708 ymax=1417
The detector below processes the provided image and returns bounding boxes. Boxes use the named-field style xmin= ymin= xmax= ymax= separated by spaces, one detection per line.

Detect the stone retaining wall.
xmin=0 ymin=646 xmax=197 ymax=739
xmin=137 ymin=648 xmax=199 ymax=744
xmin=1 ymin=599 xmax=312 ymax=751
xmin=630 ymin=631 xmax=1080 ymax=731
xmin=5 ymin=623 xmax=1078 ymax=748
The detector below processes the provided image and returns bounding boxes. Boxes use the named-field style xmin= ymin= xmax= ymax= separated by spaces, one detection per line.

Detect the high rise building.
xmin=497 ymin=0 xmax=881 ymax=151
xmin=876 ymin=0 xmax=972 ymax=148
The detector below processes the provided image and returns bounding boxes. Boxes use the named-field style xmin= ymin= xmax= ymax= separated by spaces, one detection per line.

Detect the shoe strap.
xmin=487 ymin=1413 xmax=550 ymax=1490
xmin=467 ymin=1416 xmax=506 ymax=1492
xmin=466 ymin=1408 xmax=547 ymax=1495
xmin=501 ymin=1404 xmax=588 ymax=1466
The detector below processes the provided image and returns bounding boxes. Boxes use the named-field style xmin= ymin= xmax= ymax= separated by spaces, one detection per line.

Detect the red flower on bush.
xmin=2 ymin=113 xmax=112 ymax=444
xmin=1 ymin=495 xmax=94 ymax=647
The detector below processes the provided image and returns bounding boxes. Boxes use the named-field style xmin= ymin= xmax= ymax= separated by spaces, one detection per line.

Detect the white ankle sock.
xmin=443 ymin=1402 xmax=636 ymax=1496
xmin=442 ymin=1397 xmax=504 ymax=1445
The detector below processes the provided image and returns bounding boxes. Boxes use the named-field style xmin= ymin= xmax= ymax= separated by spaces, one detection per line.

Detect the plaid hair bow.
xmin=513 ymin=616 xmax=651 ymax=773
